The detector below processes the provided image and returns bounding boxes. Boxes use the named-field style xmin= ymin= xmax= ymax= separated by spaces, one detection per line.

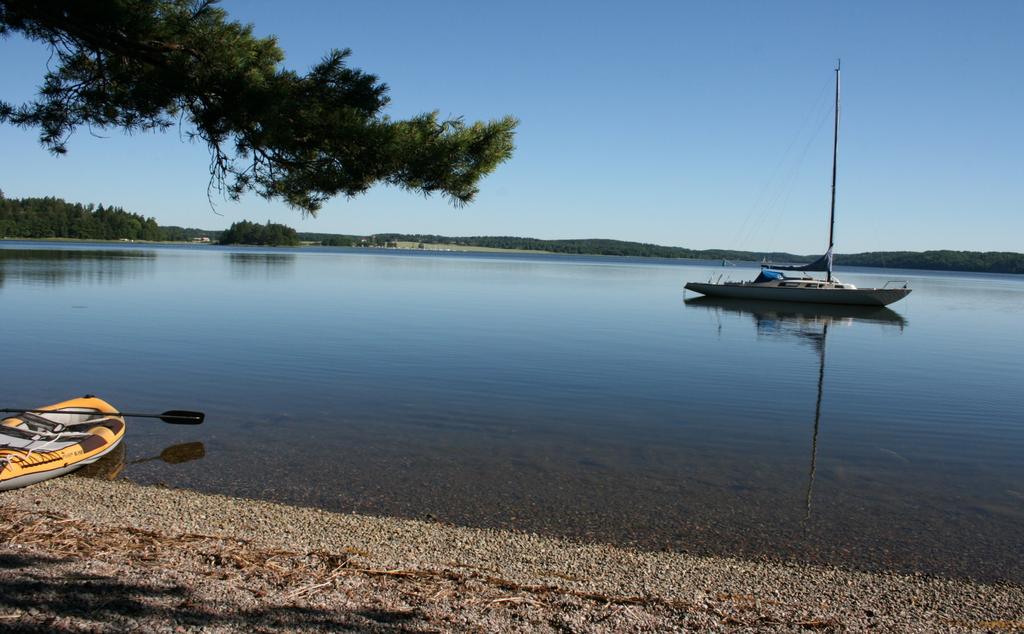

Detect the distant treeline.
xmin=835 ymin=251 xmax=1024 ymax=274
xmin=220 ymin=220 xmax=299 ymax=246
xmin=1 ymin=196 xmax=162 ymax=241
xmin=161 ymin=225 xmax=221 ymax=241
xmin=0 ymin=196 xmax=293 ymax=246
xmin=370 ymin=234 xmax=1024 ymax=274
xmin=296 ymin=231 xmax=358 ymax=246
xmin=3 ymin=197 xmax=1021 ymax=272
xmin=375 ymin=234 xmax=701 ymax=257
xmin=373 ymin=233 xmax=820 ymax=261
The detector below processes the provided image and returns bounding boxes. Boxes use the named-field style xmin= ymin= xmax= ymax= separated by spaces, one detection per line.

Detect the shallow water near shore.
xmin=2 ymin=241 xmax=1022 ymax=583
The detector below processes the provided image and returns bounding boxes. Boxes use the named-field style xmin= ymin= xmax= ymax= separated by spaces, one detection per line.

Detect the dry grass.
xmin=0 ymin=505 xmax=849 ymax=631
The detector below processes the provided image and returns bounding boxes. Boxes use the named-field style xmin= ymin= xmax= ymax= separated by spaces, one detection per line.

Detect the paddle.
xmin=76 ymin=442 xmax=206 ymax=481
xmin=129 ymin=442 xmax=206 ymax=465
xmin=0 ymin=408 xmax=205 ymax=425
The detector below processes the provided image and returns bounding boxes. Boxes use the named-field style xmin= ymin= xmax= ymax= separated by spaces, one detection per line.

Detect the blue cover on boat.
xmin=753 ymin=269 xmax=784 ymax=284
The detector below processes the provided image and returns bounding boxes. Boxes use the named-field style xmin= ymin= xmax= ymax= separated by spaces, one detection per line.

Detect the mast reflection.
xmin=684 ymin=297 xmax=907 ymax=520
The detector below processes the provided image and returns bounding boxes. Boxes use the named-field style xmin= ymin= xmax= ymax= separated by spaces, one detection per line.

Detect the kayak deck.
xmin=0 ymin=396 xmax=125 ymax=491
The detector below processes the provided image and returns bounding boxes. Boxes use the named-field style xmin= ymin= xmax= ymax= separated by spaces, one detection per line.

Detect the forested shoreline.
xmin=1 ymin=196 xmax=1021 ymax=273
xmin=372 ymin=234 xmax=1024 ymax=274
xmin=1 ymin=195 xmax=163 ymax=241
xmin=219 ymin=220 xmax=299 ymax=246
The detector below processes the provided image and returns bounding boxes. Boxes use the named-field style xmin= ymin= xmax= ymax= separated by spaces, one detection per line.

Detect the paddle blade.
xmin=158 ymin=442 xmax=206 ymax=464
xmin=159 ymin=410 xmax=205 ymax=424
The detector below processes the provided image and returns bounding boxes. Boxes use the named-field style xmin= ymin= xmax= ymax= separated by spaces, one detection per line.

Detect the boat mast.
xmin=827 ymin=60 xmax=840 ymax=282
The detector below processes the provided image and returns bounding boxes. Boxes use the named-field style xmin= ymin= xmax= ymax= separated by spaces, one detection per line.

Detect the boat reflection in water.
xmin=684 ymin=296 xmax=907 ymax=331
xmin=75 ymin=441 xmax=206 ymax=481
xmin=683 ymin=296 xmax=906 ymax=521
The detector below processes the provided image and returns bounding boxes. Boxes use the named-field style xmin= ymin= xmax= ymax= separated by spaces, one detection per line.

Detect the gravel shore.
xmin=2 ymin=477 xmax=1021 ymax=632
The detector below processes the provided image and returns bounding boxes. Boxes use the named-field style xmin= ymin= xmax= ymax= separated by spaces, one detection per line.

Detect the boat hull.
xmin=0 ymin=396 xmax=126 ymax=491
xmin=683 ymin=296 xmax=907 ymax=325
xmin=684 ymin=282 xmax=911 ymax=306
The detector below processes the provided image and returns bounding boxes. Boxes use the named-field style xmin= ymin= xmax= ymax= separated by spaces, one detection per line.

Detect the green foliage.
xmin=160 ymin=225 xmax=220 ymax=241
xmin=319 ymin=236 xmax=356 ymax=247
xmin=0 ymin=196 xmax=162 ymax=240
xmin=4 ymin=193 xmax=1021 ymax=273
xmin=295 ymin=231 xmax=360 ymax=246
xmin=834 ymin=251 xmax=1024 ymax=274
xmin=369 ymin=234 xmax=1024 ymax=274
xmin=219 ymin=220 xmax=299 ymax=246
xmin=374 ymin=234 xmax=708 ymax=258
xmin=0 ymin=0 xmax=517 ymax=214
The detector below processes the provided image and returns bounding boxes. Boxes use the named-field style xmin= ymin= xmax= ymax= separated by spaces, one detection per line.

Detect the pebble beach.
xmin=1 ymin=477 xmax=1021 ymax=632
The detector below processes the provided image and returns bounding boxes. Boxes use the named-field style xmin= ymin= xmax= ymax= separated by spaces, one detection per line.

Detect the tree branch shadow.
xmin=0 ymin=553 xmax=426 ymax=632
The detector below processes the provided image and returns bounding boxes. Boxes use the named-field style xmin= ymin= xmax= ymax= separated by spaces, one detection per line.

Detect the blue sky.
xmin=1 ymin=1 xmax=1021 ymax=253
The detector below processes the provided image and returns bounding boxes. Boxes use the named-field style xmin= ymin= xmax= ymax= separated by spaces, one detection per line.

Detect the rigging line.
xmin=729 ymin=77 xmax=832 ymax=252
xmin=741 ymin=94 xmax=835 ymax=252
xmin=867 ymin=217 xmax=888 ymax=268
xmin=740 ymin=105 xmax=831 ymax=253
xmin=763 ymin=98 xmax=836 ymax=254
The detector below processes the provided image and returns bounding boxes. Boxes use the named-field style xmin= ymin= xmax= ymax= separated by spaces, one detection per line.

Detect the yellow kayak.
xmin=0 ymin=396 xmax=126 ymax=491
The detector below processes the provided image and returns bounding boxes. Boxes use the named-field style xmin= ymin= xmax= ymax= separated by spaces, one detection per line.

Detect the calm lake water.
xmin=2 ymin=241 xmax=1022 ymax=583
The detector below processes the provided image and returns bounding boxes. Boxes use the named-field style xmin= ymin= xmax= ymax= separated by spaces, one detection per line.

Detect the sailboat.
xmin=685 ymin=62 xmax=912 ymax=307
